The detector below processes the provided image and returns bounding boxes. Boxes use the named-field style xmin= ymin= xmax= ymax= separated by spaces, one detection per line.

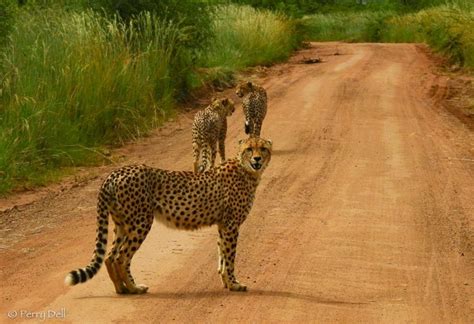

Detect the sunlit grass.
xmin=203 ymin=5 xmax=298 ymax=70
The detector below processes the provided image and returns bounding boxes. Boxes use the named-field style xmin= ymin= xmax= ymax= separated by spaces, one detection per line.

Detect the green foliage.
xmin=229 ymin=0 xmax=404 ymax=15
xmin=382 ymin=3 xmax=474 ymax=67
xmin=0 ymin=0 xmax=16 ymax=47
xmin=91 ymin=0 xmax=214 ymax=52
xmin=301 ymin=11 xmax=392 ymax=42
xmin=229 ymin=0 xmax=323 ymax=16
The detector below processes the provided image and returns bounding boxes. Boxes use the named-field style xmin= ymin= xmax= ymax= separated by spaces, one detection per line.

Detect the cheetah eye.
xmin=245 ymin=147 xmax=253 ymax=153
xmin=260 ymin=147 xmax=268 ymax=153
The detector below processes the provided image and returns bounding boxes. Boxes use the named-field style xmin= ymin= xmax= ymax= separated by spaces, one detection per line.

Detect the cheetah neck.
xmin=230 ymin=159 xmax=264 ymax=183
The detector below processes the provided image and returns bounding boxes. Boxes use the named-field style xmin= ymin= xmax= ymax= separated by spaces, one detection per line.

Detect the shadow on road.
xmin=77 ymin=288 xmax=368 ymax=306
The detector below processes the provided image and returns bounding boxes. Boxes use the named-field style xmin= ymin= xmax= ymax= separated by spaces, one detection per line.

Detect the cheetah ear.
xmin=262 ymin=138 xmax=272 ymax=150
xmin=247 ymin=81 xmax=253 ymax=89
xmin=238 ymin=139 xmax=245 ymax=145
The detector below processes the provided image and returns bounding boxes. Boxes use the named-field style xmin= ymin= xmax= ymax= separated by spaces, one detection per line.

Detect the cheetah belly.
xmin=153 ymin=197 xmax=225 ymax=231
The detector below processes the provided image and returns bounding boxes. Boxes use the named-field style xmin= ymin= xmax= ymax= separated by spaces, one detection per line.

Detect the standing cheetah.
xmin=236 ymin=81 xmax=267 ymax=136
xmin=192 ymin=97 xmax=235 ymax=173
xmin=64 ymin=137 xmax=272 ymax=294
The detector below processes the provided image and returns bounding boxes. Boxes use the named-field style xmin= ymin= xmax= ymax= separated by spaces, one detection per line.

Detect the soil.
xmin=1 ymin=42 xmax=473 ymax=323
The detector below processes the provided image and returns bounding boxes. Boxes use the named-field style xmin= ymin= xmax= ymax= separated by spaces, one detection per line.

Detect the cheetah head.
xmin=238 ymin=137 xmax=272 ymax=175
xmin=211 ymin=97 xmax=235 ymax=116
xmin=235 ymin=81 xmax=254 ymax=98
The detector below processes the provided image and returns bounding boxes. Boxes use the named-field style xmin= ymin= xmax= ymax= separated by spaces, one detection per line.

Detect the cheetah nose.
xmin=254 ymin=157 xmax=262 ymax=162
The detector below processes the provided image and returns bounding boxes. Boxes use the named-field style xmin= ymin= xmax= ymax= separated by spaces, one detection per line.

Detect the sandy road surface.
xmin=1 ymin=43 xmax=473 ymax=323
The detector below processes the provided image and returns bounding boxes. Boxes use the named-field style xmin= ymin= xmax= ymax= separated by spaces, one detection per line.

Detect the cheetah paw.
xmin=228 ymin=282 xmax=247 ymax=292
xmin=128 ymin=284 xmax=149 ymax=294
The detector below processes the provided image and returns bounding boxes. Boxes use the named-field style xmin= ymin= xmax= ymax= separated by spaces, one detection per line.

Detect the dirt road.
xmin=1 ymin=43 xmax=473 ymax=323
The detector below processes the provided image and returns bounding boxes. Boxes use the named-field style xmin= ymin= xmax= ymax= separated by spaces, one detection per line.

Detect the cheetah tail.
xmin=245 ymin=120 xmax=250 ymax=135
xmin=198 ymin=144 xmax=212 ymax=173
xmin=64 ymin=200 xmax=109 ymax=286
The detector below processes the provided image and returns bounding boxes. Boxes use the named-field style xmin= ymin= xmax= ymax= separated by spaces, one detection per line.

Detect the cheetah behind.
xmin=64 ymin=137 xmax=272 ymax=294
xmin=192 ymin=97 xmax=235 ymax=173
xmin=236 ymin=81 xmax=267 ymax=136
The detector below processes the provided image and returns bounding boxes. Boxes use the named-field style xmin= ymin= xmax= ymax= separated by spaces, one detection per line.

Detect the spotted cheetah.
xmin=236 ymin=81 xmax=267 ymax=136
xmin=64 ymin=137 xmax=272 ymax=294
xmin=192 ymin=97 xmax=235 ymax=173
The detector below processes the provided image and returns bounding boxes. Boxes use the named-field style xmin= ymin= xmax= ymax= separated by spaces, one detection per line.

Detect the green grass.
xmin=202 ymin=5 xmax=299 ymax=72
xmin=0 ymin=9 xmax=189 ymax=193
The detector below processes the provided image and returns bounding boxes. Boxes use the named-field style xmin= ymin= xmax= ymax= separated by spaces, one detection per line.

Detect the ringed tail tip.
xmin=64 ymin=273 xmax=76 ymax=286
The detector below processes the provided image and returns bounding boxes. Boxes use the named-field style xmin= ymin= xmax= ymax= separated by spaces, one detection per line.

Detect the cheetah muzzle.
xmin=64 ymin=137 xmax=272 ymax=294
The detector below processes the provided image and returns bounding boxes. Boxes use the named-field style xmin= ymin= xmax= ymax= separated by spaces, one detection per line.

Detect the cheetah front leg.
xmin=254 ymin=119 xmax=262 ymax=137
xmin=218 ymin=121 xmax=227 ymax=163
xmin=217 ymin=234 xmax=224 ymax=275
xmin=210 ymin=142 xmax=218 ymax=169
xmin=217 ymin=224 xmax=247 ymax=292
xmin=218 ymin=137 xmax=226 ymax=163
xmin=192 ymin=142 xmax=200 ymax=173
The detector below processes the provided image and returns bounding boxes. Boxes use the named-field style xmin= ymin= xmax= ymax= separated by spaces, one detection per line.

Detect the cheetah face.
xmin=211 ymin=97 xmax=235 ymax=116
xmin=224 ymin=98 xmax=236 ymax=116
xmin=235 ymin=81 xmax=253 ymax=98
xmin=238 ymin=137 xmax=272 ymax=174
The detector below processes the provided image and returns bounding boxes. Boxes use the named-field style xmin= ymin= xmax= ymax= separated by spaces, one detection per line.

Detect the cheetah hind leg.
xmin=116 ymin=223 xmax=152 ymax=294
xmin=105 ymin=224 xmax=129 ymax=294
xmin=116 ymin=253 xmax=148 ymax=294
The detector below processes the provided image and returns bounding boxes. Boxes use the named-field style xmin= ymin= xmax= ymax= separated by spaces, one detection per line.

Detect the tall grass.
xmin=382 ymin=3 xmax=474 ymax=67
xmin=0 ymin=9 xmax=189 ymax=192
xmin=202 ymin=5 xmax=299 ymax=71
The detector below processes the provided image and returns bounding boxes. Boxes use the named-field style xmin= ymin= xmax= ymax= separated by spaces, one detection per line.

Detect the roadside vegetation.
xmin=301 ymin=0 xmax=474 ymax=68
